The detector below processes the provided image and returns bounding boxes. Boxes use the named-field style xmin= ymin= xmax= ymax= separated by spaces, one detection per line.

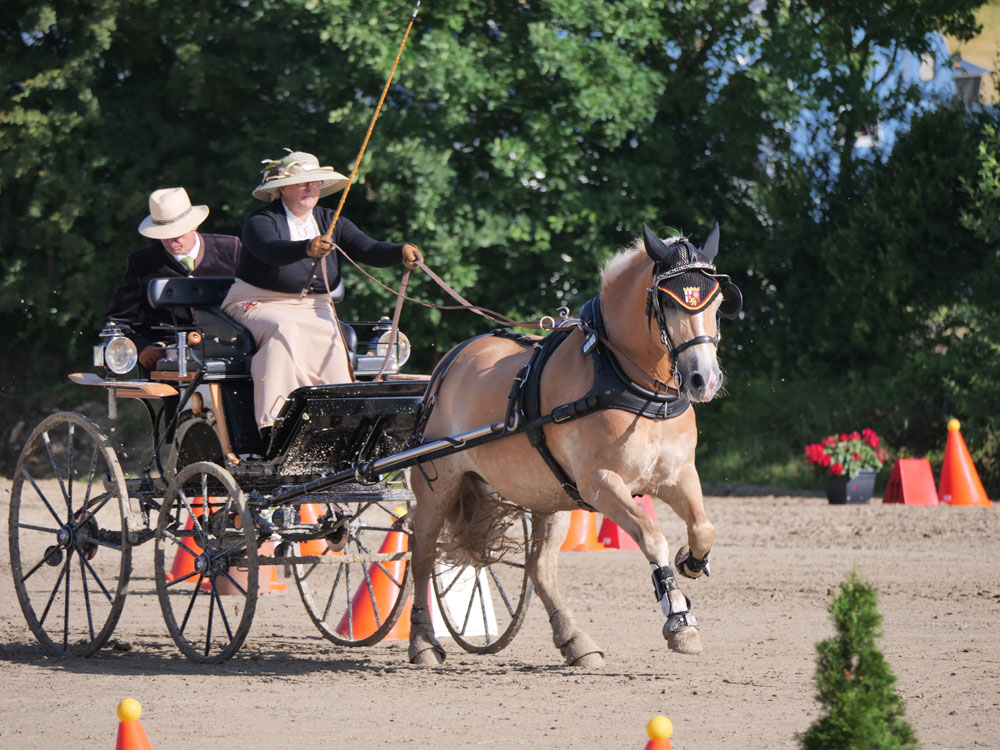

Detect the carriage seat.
xmin=146 ymin=276 xmax=356 ymax=376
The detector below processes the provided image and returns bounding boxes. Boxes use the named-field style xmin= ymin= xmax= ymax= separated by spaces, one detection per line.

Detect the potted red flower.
xmin=804 ymin=429 xmax=889 ymax=504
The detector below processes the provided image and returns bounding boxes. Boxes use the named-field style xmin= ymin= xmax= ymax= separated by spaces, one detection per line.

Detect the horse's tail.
xmin=439 ymin=473 xmax=526 ymax=568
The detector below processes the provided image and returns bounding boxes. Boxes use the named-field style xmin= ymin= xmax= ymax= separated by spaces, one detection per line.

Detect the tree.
xmin=801 ymin=571 xmax=917 ymax=749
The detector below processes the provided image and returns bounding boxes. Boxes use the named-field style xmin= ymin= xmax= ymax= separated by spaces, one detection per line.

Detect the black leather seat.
xmin=146 ymin=276 xmax=357 ymax=376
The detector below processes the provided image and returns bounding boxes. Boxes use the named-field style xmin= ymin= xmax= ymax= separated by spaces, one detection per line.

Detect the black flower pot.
xmin=825 ymin=468 xmax=877 ymax=504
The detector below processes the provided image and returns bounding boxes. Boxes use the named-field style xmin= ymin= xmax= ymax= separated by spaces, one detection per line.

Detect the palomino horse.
xmin=407 ymin=224 xmax=741 ymax=665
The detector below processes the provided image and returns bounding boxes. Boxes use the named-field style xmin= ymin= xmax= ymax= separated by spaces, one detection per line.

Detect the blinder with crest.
xmin=642 ymin=223 xmax=742 ymax=320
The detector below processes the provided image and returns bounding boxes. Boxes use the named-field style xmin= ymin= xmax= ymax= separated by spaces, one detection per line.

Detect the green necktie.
xmin=181 ymin=256 xmax=195 ymax=273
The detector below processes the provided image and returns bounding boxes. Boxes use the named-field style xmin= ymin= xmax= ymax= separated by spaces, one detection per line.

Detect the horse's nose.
xmin=688 ymin=368 xmax=721 ymax=401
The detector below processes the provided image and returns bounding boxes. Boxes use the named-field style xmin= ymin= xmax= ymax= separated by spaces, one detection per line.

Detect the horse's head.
xmin=641 ymin=223 xmax=742 ymax=402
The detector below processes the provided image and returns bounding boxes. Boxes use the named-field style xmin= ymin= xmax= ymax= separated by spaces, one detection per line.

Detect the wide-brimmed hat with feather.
xmin=252 ymin=149 xmax=350 ymax=201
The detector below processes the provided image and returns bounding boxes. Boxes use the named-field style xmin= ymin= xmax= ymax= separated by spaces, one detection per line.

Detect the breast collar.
xmin=578 ymin=297 xmax=690 ymax=421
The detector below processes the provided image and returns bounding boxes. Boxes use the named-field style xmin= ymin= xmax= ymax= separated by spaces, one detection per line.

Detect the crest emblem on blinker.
xmin=683 ymin=287 xmax=701 ymax=307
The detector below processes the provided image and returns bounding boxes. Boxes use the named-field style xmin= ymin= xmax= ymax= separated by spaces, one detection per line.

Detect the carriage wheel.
xmin=432 ymin=510 xmax=533 ymax=654
xmin=154 ymin=461 xmax=257 ymax=663
xmin=8 ymin=412 xmax=132 ymax=657
xmin=292 ymin=479 xmax=412 ymax=647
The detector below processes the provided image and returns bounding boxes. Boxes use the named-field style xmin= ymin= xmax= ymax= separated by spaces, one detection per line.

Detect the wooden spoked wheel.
xmin=432 ymin=510 xmax=533 ymax=654
xmin=9 ymin=412 xmax=132 ymax=657
xmin=292 ymin=478 xmax=413 ymax=647
xmin=154 ymin=461 xmax=257 ymax=663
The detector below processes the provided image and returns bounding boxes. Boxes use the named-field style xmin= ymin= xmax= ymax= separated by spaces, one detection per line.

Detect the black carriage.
xmin=8 ymin=276 xmax=532 ymax=662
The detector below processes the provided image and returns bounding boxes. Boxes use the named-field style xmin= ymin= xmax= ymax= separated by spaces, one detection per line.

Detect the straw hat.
xmin=252 ymin=149 xmax=350 ymax=201
xmin=137 ymin=187 xmax=209 ymax=239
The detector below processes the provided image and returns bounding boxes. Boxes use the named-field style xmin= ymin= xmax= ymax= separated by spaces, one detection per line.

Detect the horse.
xmin=406 ymin=223 xmax=741 ymax=666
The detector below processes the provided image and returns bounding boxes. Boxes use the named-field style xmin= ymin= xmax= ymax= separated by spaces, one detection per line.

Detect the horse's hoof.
xmin=674 ymin=545 xmax=709 ymax=579
xmin=409 ymin=646 xmax=445 ymax=666
xmin=664 ymin=625 xmax=703 ymax=655
xmin=408 ymin=632 xmax=446 ymax=666
xmin=560 ymin=633 xmax=606 ymax=667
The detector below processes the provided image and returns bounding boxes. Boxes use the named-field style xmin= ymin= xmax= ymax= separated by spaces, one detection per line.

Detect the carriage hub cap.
xmin=56 ymin=526 xmax=72 ymax=546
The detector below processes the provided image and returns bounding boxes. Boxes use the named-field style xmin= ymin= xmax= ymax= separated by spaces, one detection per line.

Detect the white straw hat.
xmin=137 ymin=187 xmax=209 ymax=239
xmin=252 ymin=149 xmax=350 ymax=201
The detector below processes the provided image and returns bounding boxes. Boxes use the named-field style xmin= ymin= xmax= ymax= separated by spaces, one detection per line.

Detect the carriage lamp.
xmin=94 ymin=323 xmax=138 ymax=376
xmin=375 ymin=330 xmax=411 ymax=368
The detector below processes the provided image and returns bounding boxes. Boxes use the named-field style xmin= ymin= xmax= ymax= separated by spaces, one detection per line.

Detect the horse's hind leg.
xmin=529 ymin=511 xmax=606 ymax=667
xmin=407 ymin=463 xmax=452 ymax=666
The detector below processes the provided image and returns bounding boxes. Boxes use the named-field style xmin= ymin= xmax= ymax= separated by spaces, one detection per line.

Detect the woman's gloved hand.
xmin=307 ymin=235 xmax=335 ymax=258
xmin=402 ymin=243 xmax=423 ymax=269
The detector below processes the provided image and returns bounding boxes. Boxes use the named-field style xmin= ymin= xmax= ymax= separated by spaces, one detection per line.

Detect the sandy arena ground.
xmin=1 ymin=477 xmax=997 ymax=749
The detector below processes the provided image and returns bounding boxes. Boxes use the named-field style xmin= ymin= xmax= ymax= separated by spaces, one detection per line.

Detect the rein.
xmin=330 ymin=243 xmax=566 ymax=331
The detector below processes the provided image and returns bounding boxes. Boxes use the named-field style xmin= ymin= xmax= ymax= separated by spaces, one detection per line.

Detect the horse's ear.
xmin=642 ymin=224 xmax=672 ymax=264
xmin=700 ymin=222 xmax=720 ymax=262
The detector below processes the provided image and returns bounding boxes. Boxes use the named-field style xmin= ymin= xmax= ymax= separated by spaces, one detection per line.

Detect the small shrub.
xmin=800 ymin=571 xmax=918 ymax=750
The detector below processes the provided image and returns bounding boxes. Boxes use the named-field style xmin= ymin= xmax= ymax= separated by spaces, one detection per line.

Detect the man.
xmin=105 ymin=187 xmax=242 ymax=369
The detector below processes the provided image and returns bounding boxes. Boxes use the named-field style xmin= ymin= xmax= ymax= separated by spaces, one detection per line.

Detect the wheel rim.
xmin=293 ymin=481 xmax=412 ymax=647
xmin=433 ymin=511 xmax=533 ymax=654
xmin=154 ymin=461 xmax=257 ymax=663
xmin=8 ymin=412 xmax=131 ymax=656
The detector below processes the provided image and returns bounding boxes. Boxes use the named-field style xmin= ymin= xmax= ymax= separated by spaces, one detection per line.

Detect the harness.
xmin=518 ymin=297 xmax=690 ymax=508
xmin=416 ymin=297 xmax=691 ymax=509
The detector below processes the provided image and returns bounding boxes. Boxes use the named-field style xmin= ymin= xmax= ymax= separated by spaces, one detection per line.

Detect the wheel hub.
xmin=56 ymin=526 xmax=72 ymax=546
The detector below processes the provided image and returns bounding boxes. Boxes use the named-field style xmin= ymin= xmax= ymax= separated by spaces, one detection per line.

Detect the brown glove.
xmin=402 ymin=243 xmax=423 ymax=269
xmin=139 ymin=345 xmax=165 ymax=370
xmin=307 ymin=235 xmax=335 ymax=259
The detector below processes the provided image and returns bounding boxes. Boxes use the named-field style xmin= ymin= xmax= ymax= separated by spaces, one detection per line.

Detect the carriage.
xmin=10 ymin=224 xmax=739 ymax=667
xmin=8 ymin=275 xmax=532 ymax=663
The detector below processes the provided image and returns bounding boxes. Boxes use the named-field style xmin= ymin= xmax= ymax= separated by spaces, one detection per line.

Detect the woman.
xmin=222 ymin=149 xmax=422 ymax=434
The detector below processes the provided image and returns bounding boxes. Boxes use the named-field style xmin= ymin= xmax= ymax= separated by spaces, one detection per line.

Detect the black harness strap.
xmin=520 ymin=330 xmax=595 ymax=508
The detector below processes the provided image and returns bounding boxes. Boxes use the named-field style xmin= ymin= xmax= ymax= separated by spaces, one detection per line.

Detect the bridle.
xmin=644 ymin=238 xmax=742 ymax=389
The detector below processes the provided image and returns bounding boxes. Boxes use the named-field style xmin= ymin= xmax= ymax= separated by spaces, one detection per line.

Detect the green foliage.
xmin=800 ymin=572 xmax=918 ymax=749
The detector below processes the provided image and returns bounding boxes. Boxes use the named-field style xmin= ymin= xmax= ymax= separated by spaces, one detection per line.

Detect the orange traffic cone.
xmin=214 ymin=540 xmax=287 ymax=595
xmin=598 ymin=495 xmax=659 ymax=549
xmin=938 ymin=420 xmax=992 ymax=507
xmin=883 ymin=459 xmax=938 ymax=506
xmin=336 ymin=516 xmax=409 ymax=640
xmin=116 ymin=698 xmax=153 ymax=750
xmin=164 ymin=498 xmax=211 ymax=590
xmin=561 ymin=509 xmax=605 ymax=551
xmin=644 ymin=715 xmax=672 ymax=750
xmin=297 ymin=503 xmax=329 ymax=556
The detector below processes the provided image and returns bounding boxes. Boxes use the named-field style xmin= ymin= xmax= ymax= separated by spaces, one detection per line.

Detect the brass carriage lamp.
xmin=94 ymin=322 xmax=138 ymax=379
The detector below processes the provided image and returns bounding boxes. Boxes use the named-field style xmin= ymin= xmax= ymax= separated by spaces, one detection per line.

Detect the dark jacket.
xmin=238 ymin=201 xmax=406 ymax=294
xmin=105 ymin=233 xmax=242 ymax=351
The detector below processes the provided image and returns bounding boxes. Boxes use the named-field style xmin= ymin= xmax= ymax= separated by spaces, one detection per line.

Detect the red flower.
xmin=830 ymin=462 xmax=844 ymax=475
xmin=840 ymin=433 xmax=850 ymax=442
xmin=819 ymin=454 xmax=832 ymax=468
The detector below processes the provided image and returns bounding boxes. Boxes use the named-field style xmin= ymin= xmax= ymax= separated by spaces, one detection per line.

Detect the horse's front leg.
xmin=585 ymin=470 xmax=703 ymax=655
xmin=658 ymin=462 xmax=715 ymax=580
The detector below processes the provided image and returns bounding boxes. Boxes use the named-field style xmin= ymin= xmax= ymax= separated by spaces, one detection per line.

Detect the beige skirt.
xmin=222 ymin=279 xmax=352 ymax=429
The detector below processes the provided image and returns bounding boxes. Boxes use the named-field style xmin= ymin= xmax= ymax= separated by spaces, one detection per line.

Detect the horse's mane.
xmin=600 ymin=231 xmax=687 ymax=293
